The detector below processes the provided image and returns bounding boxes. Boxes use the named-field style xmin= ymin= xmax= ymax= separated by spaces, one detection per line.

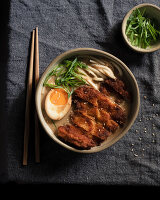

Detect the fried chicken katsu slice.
xmin=98 ymin=99 xmax=125 ymax=125
xmin=99 ymin=84 xmax=122 ymax=105
xmin=58 ymin=124 xmax=96 ymax=149
xmin=74 ymin=86 xmax=99 ymax=106
xmin=103 ymin=78 xmax=130 ymax=100
xmin=71 ymin=112 xmax=111 ymax=144
xmin=73 ymin=100 xmax=119 ymax=132
xmin=74 ymin=86 xmax=126 ymax=125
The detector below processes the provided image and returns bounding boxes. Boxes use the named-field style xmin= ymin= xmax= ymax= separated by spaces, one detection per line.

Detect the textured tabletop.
xmin=0 ymin=0 xmax=160 ymax=185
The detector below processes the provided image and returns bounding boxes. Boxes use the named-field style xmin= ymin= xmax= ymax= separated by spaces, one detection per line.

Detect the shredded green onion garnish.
xmin=43 ymin=58 xmax=88 ymax=97
xmin=51 ymin=120 xmax=57 ymax=129
xmin=126 ymin=8 xmax=160 ymax=48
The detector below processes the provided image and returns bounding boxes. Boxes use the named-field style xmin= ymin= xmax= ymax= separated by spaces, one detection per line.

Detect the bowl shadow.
xmin=96 ymin=22 xmax=147 ymax=70
xmin=7 ymin=88 xmax=88 ymax=182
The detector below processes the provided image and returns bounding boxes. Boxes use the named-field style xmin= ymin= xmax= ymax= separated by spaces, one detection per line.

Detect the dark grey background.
xmin=0 ymin=0 xmax=160 ymax=185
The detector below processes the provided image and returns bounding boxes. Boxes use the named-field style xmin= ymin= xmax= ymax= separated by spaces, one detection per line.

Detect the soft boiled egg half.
xmin=45 ymin=88 xmax=72 ymax=120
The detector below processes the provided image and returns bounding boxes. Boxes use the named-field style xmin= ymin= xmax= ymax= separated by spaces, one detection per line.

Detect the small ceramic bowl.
xmin=35 ymin=48 xmax=140 ymax=153
xmin=122 ymin=3 xmax=160 ymax=53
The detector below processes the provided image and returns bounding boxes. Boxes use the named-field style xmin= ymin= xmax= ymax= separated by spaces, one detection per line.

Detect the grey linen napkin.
xmin=1 ymin=0 xmax=160 ymax=185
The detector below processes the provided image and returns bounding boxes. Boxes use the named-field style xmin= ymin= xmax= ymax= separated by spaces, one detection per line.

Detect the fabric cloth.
xmin=1 ymin=0 xmax=160 ymax=185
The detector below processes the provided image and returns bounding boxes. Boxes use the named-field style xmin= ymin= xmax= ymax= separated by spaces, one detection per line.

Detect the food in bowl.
xmin=44 ymin=88 xmax=72 ymax=120
xmin=126 ymin=8 xmax=160 ymax=49
xmin=41 ymin=55 xmax=131 ymax=150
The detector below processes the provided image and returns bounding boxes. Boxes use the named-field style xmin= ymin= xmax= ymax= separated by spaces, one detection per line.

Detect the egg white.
xmin=45 ymin=89 xmax=72 ymax=120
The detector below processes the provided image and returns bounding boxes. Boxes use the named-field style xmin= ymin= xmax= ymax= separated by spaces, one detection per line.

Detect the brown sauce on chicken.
xmin=57 ymin=78 xmax=130 ymax=149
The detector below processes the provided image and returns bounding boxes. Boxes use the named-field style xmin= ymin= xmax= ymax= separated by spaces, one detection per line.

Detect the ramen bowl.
xmin=35 ymin=48 xmax=140 ymax=153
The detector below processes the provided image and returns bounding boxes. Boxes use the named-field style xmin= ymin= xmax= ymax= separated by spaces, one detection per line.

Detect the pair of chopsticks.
xmin=23 ymin=27 xmax=40 ymax=165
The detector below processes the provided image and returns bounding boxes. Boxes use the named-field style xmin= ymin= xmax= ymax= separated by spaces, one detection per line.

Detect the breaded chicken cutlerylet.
xmin=74 ymin=85 xmax=126 ymax=125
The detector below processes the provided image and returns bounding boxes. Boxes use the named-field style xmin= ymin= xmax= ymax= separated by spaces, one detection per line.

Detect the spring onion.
xmin=126 ymin=8 xmax=160 ymax=48
xmin=43 ymin=58 xmax=88 ymax=97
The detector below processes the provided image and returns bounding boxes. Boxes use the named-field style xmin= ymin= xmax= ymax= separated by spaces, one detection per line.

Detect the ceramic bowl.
xmin=122 ymin=3 xmax=160 ymax=53
xmin=35 ymin=48 xmax=140 ymax=153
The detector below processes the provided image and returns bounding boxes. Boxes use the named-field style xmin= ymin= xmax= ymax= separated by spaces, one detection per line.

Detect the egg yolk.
xmin=50 ymin=88 xmax=68 ymax=105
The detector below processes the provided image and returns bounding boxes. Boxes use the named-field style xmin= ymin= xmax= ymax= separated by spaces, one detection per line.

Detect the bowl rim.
xmin=35 ymin=47 xmax=140 ymax=153
xmin=122 ymin=3 xmax=160 ymax=53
